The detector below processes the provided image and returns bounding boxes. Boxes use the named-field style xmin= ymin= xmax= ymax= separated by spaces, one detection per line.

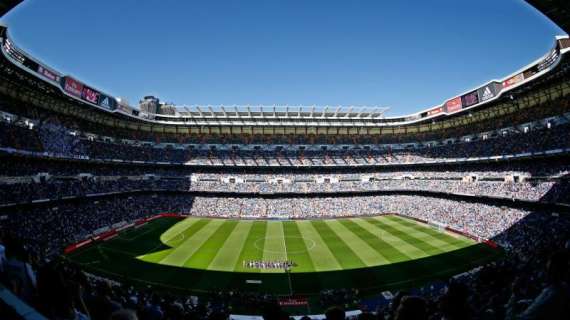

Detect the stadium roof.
xmin=0 ymin=0 xmax=569 ymax=129
xmin=175 ymin=105 xmax=390 ymax=120
xmin=0 ymin=0 xmax=21 ymax=18
xmin=526 ymin=0 xmax=570 ymax=34
xmin=0 ymin=24 xmax=568 ymax=128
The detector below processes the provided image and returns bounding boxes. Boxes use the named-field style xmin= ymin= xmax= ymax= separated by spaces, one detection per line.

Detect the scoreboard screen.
xmin=461 ymin=91 xmax=479 ymax=108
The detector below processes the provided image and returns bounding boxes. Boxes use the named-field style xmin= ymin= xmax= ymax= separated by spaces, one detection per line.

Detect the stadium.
xmin=0 ymin=0 xmax=570 ymax=319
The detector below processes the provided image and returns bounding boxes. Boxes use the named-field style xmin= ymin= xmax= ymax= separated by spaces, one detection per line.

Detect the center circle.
xmin=254 ymin=236 xmax=316 ymax=255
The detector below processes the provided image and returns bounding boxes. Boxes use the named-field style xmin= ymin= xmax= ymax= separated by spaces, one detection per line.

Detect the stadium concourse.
xmin=1 ymin=0 xmax=570 ymax=319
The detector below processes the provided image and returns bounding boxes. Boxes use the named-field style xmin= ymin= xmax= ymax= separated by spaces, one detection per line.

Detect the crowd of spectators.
xmin=0 ymin=178 xmax=189 ymax=204
xmin=2 ymin=45 xmax=570 ymax=319
xmin=188 ymin=178 xmax=562 ymax=202
xmin=3 ymin=153 xmax=570 ymax=178
xmin=0 ymin=121 xmax=43 ymax=152
xmin=37 ymin=118 xmax=85 ymax=157
xmin=1 ymin=192 xmax=569 ymax=319
xmin=73 ymin=121 xmax=570 ymax=166
xmin=1 ymin=82 xmax=569 ymax=147
xmin=1 ymin=93 xmax=570 ymax=318
xmin=374 ymin=209 xmax=570 ymax=320
xmin=1 ymin=107 xmax=570 ymax=167
xmin=1 ymin=171 xmax=569 ymax=205
xmin=1 ymin=194 xmax=194 ymax=258
xmin=0 ymin=249 xmax=299 ymax=320
xmin=188 ymin=196 xmax=528 ymax=240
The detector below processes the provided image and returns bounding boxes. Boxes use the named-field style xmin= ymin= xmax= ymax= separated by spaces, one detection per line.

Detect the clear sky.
xmin=0 ymin=0 xmax=565 ymax=116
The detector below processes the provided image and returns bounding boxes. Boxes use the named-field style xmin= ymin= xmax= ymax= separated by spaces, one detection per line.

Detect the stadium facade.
xmin=1 ymin=0 xmax=570 ymax=318
xmin=0 ymin=16 xmax=569 ymax=170
xmin=0 ymin=0 xmax=568 ymax=150
xmin=0 ymin=24 xmax=569 ymax=132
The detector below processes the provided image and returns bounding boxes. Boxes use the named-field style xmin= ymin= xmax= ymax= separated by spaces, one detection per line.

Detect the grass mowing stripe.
xmin=311 ymin=220 xmax=365 ymax=270
xmin=387 ymin=215 xmax=473 ymax=247
xmin=164 ymin=218 xmax=210 ymax=248
xmin=325 ymin=219 xmax=388 ymax=266
xmin=208 ymin=221 xmax=254 ymax=271
xmin=295 ymin=220 xmax=342 ymax=271
xmin=115 ymin=219 xmax=184 ymax=263
xmin=139 ymin=219 xmax=210 ymax=264
xmin=159 ymin=219 xmax=223 ymax=266
xmin=234 ymin=221 xmax=267 ymax=273
xmin=365 ymin=216 xmax=473 ymax=278
xmin=184 ymin=220 xmax=239 ymax=269
xmin=339 ymin=219 xmax=410 ymax=263
xmin=383 ymin=216 xmax=471 ymax=249
xmin=137 ymin=247 xmax=173 ymax=263
xmin=282 ymin=221 xmax=315 ymax=273
xmin=68 ymin=217 xmax=501 ymax=296
xmin=160 ymin=217 xmax=201 ymax=244
xmin=262 ymin=221 xmax=287 ymax=273
xmin=366 ymin=217 xmax=447 ymax=256
xmin=352 ymin=218 xmax=429 ymax=260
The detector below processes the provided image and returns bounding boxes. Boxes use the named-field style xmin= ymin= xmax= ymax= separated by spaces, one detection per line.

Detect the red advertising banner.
xmin=63 ymin=77 xmax=84 ymax=97
xmin=63 ymin=238 xmax=93 ymax=254
xmin=279 ymin=298 xmax=308 ymax=306
xmin=484 ymin=240 xmax=498 ymax=249
xmin=445 ymin=97 xmax=462 ymax=113
xmin=427 ymin=106 xmax=443 ymax=116
xmin=502 ymin=73 xmax=524 ymax=88
xmin=82 ymin=86 xmax=100 ymax=104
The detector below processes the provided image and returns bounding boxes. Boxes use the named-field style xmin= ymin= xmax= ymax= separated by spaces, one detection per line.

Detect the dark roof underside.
xmin=526 ymin=0 xmax=570 ymax=34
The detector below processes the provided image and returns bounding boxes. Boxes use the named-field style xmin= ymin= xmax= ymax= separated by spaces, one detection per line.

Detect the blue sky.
xmin=1 ymin=0 xmax=565 ymax=116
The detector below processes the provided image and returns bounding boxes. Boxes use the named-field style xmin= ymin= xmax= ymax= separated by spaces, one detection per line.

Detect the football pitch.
xmin=67 ymin=215 xmax=501 ymax=295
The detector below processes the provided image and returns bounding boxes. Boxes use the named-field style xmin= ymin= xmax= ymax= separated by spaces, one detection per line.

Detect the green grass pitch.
xmin=66 ymin=215 xmax=501 ymax=295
